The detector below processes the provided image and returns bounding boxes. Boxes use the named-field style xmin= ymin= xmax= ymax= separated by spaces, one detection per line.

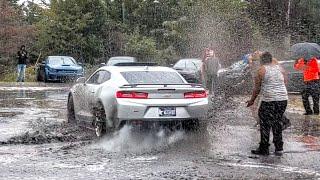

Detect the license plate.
xmin=158 ymin=107 xmax=176 ymax=117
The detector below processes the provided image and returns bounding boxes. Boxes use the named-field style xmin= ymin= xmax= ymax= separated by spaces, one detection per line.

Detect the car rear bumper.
xmin=115 ymin=98 xmax=208 ymax=123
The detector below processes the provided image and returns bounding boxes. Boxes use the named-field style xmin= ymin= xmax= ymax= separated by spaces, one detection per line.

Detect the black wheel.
xmin=67 ymin=94 xmax=76 ymax=123
xmin=94 ymin=104 xmax=107 ymax=138
xmin=44 ymin=74 xmax=48 ymax=82
xmin=36 ymin=71 xmax=41 ymax=81
xmin=44 ymin=70 xmax=48 ymax=82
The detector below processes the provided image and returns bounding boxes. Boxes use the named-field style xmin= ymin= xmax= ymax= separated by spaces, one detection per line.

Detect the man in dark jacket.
xmin=17 ymin=45 xmax=28 ymax=82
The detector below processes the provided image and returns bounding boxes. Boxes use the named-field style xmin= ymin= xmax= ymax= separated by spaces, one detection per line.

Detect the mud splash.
xmin=92 ymin=125 xmax=186 ymax=153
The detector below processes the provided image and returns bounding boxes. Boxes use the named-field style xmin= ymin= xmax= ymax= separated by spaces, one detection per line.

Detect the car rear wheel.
xmin=94 ymin=104 xmax=107 ymax=138
xmin=36 ymin=71 xmax=41 ymax=82
xmin=67 ymin=94 xmax=76 ymax=123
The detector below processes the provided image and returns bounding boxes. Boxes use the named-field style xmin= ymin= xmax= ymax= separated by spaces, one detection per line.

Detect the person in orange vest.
xmin=294 ymin=57 xmax=320 ymax=115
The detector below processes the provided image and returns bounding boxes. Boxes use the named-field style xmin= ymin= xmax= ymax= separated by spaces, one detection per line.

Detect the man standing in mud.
xmin=17 ymin=45 xmax=28 ymax=82
xmin=247 ymin=52 xmax=288 ymax=156
xmin=202 ymin=48 xmax=221 ymax=93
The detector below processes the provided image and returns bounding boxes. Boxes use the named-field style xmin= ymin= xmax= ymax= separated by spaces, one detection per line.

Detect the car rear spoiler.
xmin=114 ymin=62 xmax=158 ymax=66
xmin=120 ymin=83 xmax=204 ymax=88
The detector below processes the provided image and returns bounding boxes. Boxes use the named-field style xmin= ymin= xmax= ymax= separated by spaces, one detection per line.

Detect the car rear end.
xmin=114 ymin=68 xmax=208 ymax=128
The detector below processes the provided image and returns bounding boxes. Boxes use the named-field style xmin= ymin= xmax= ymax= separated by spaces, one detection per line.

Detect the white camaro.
xmin=67 ymin=63 xmax=209 ymax=137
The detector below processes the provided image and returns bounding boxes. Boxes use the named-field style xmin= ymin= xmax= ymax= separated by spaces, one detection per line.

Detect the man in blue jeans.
xmin=17 ymin=45 xmax=28 ymax=82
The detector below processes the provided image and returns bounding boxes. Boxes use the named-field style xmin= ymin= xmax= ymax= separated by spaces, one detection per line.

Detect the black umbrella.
xmin=290 ymin=42 xmax=320 ymax=60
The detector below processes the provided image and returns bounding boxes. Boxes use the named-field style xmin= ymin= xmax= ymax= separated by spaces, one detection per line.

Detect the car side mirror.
xmin=76 ymin=77 xmax=86 ymax=83
xmin=170 ymin=64 xmax=174 ymax=67
xmin=100 ymin=63 xmax=106 ymax=67
xmin=78 ymin=62 xmax=83 ymax=66
xmin=41 ymin=61 xmax=45 ymax=64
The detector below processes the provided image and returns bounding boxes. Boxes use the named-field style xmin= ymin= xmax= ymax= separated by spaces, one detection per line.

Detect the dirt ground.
xmin=0 ymin=82 xmax=319 ymax=179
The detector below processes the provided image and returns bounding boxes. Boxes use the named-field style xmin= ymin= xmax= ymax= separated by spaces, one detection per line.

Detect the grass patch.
xmin=0 ymin=66 xmax=37 ymax=82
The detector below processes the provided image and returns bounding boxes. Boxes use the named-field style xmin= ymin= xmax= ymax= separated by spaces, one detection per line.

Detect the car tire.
xmin=36 ymin=71 xmax=41 ymax=82
xmin=44 ymin=74 xmax=48 ymax=82
xmin=93 ymin=104 xmax=107 ymax=138
xmin=67 ymin=94 xmax=76 ymax=124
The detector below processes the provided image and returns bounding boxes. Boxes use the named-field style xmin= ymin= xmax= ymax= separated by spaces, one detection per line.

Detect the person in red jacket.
xmin=294 ymin=57 xmax=320 ymax=115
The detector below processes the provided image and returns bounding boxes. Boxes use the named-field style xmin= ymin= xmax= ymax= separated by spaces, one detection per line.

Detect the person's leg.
xmin=252 ymin=101 xmax=271 ymax=155
xmin=302 ymin=87 xmax=312 ymax=114
xmin=21 ymin=64 xmax=26 ymax=82
xmin=212 ymin=74 xmax=218 ymax=93
xmin=17 ymin=64 xmax=22 ymax=82
xmin=272 ymin=100 xmax=287 ymax=154
xmin=311 ymin=87 xmax=319 ymax=115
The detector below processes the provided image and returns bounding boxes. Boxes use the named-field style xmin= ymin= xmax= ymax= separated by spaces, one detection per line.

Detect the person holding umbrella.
xmin=292 ymin=43 xmax=320 ymax=115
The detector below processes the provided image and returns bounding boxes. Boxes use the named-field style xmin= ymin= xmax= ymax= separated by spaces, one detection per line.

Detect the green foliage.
xmin=2 ymin=0 xmax=320 ymax=71
xmin=36 ymin=0 xmax=109 ymax=64
xmin=125 ymin=31 xmax=157 ymax=61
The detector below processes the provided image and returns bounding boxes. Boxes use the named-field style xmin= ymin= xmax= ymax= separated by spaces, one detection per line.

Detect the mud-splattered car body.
xmin=67 ymin=64 xmax=208 ymax=136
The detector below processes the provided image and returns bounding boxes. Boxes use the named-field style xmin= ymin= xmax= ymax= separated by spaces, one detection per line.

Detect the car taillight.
xmin=184 ymin=90 xmax=208 ymax=98
xmin=116 ymin=91 xmax=148 ymax=99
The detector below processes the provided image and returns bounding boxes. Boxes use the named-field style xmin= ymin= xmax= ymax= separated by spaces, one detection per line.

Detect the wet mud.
xmin=0 ymin=83 xmax=319 ymax=179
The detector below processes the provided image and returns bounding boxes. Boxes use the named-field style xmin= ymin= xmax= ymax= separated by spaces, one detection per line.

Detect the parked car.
xmin=104 ymin=56 xmax=137 ymax=66
xmin=173 ymin=58 xmax=203 ymax=84
xmin=67 ymin=62 xmax=208 ymax=137
xmin=36 ymin=56 xmax=84 ymax=82
xmin=216 ymin=60 xmax=251 ymax=94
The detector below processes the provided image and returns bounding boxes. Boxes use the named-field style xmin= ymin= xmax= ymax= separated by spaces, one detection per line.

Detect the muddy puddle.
xmin=0 ymin=120 xmax=94 ymax=145
xmin=0 ymin=84 xmax=319 ymax=179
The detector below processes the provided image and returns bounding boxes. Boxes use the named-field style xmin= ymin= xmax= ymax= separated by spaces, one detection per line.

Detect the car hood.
xmin=48 ymin=64 xmax=82 ymax=70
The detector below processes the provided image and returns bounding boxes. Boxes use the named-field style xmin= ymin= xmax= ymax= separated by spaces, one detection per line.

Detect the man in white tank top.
xmin=247 ymin=52 xmax=288 ymax=156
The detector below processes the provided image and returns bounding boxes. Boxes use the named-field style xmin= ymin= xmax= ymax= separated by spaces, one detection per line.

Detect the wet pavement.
xmin=0 ymin=82 xmax=319 ymax=179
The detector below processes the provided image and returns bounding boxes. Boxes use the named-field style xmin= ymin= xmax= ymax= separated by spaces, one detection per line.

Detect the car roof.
xmin=98 ymin=65 xmax=177 ymax=73
xmin=47 ymin=56 xmax=74 ymax=58
xmin=108 ymin=56 xmax=136 ymax=60
xmin=178 ymin=58 xmax=202 ymax=61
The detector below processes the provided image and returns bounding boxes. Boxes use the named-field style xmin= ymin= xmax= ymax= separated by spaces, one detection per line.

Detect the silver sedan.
xmin=67 ymin=64 xmax=209 ymax=137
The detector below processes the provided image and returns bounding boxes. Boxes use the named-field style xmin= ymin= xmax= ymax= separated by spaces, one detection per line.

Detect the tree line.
xmin=0 ymin=0 xmax=319 ymax=69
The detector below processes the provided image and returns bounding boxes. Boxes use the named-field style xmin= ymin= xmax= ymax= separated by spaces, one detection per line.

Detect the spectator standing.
xmin=247 ymin=52 xmax=288 ymax=156
xmin=201 ymin=48 xmax=221 ymax=93
xmin=17 ymin=45 xmax=28 ymax=82
xmin=294 ymin=57 xmax=320 ymax=115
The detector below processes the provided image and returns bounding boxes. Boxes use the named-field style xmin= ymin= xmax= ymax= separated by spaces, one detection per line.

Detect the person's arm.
xmin=308 ymin=59 xmax=319 ymax=74
xmin=294 ymin=58 xmax=307 ymax=71
xmin=272 ymin=58 xmax=279 ymax=65
xmin=247 ymin=66 xmax=265 ymax=107
xmin=279 ymin=65 xmax=288 ymax=85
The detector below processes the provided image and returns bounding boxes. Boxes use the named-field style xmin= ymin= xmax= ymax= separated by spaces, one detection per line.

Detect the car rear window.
xmin=121 ymin=71 xmax=185 ymax=84
xmin=48 ymin=57 xmax=76 ymax=65
xmin=173 ymin=59 xmax=202 ymax=71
